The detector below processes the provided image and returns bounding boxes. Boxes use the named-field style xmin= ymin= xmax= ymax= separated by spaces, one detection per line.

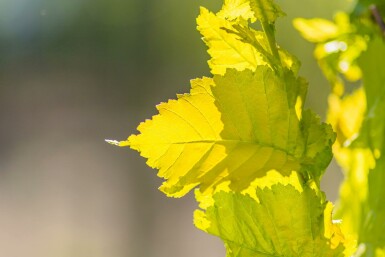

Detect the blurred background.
xmin=0 ymin=0 xmax=352 ymax=256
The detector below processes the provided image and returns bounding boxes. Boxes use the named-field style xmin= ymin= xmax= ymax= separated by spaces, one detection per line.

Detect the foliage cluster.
xmin=109 ymin=0 xmax=385 ymax=256
xmin=295 ymin=1 xmax=385 ymax=255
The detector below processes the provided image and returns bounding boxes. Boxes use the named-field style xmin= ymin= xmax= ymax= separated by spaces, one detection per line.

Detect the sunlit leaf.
xmin=293 ymin=18 xmax=340 ymax=43
xmin=194 ymin=173 xmax=354 ymax=257
xmin=248 ymin=0 xmax=285 ymax=23
xmin=218 ymin=0 xmax=285 ymax=23
xmin=121 ymin=67 xmax=334 ymax=197
xmin=197 ymin=7 xmax=267 ymax=75
xmin=218 ymin=0 xmax=256 ymax=21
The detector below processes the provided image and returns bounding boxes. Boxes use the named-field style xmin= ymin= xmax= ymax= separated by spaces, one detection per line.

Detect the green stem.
xmin=261 ymin=21 xmax=280 ymax=62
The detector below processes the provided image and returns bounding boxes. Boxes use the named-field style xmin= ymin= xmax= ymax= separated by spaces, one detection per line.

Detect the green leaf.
xmin=197 ymin=7 xmax=267 ymax=75
xmin=218 ymin=0 xmax=256 ymax=21
xmin=300 ymin=110 xmax=336 ymax=179
xmin=218 ymin=0 xmax=285 ymax=23
xmin=121 ymin=67 xmax=334 ymax=197
xmin=359 ymin=37 xmax=385 ymax=107
xmin=357 ymin=37 xmax=385 ymax=151
xmin=198 ymin=0 xmax=288 ymax=76
xmin=194 ymin=175 xmax=352 ymax=257
xmin=359 ymin=152 xmax=385 ymax=255
xmin=359 ymin=37 xmax=385 ymax=248
xmin=249 ymin=0 xmax=285 ymax=24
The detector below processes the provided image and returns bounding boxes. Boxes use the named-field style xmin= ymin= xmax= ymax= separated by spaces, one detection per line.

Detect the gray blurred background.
xmin=0 ymin=0 xmax=351 ymax=256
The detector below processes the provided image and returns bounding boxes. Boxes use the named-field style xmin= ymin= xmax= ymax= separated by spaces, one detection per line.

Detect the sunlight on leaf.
xmin=194 ymin=174 xmax=354 ymax=257
xmin=123 ymin=68 xmax=333 ymax=197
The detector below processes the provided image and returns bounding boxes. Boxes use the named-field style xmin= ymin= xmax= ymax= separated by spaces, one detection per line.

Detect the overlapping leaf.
xmin=197 ymin=7 xmax=267 ymax=75
xmin=194 ymin=173 xmax=353 ymax=257
xmin=218 ymin=0 xmax=285 ymax=23
xmin=119 ymin=67 xmax=334 ymax=197
xmin=198 ymin=0 xmax=293 ymax=76
xmin=115 ymin=1 xmax=336 ymax=198
xmin=218 ymin=0 xmax=256 ymax=21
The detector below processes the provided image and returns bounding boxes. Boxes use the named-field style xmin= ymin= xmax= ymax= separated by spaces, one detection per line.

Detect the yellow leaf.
xmin=218 ymin=0 xmax=285 ymax=23
xmin=293 ymin=18 xmax=339 ymax=43
xmin=195 ymin=178 xmax=355 ymax=257
xmin=218 ymin=0 xmax=255 ymax=21
xmin=197 ymin=7 xmax=266 ymax=75
xmin=123 ymin=68 xmax=334 ymax=197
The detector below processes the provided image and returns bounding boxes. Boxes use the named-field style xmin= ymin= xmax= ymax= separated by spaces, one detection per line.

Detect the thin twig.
xmin=369 ymin=5 xmax=385 ymax=36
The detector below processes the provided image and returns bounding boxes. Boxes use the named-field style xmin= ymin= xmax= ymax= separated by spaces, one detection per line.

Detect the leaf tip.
xmin=105 ymin=139 xmax=130 ymax=147
xmin=105 ymin=139 xmax=120 ymax=145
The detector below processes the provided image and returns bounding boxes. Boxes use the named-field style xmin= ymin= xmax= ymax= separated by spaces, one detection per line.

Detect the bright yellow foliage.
xmin=197 ymin=7 xmax=266 ymax=75
xmin=194 ymin=174 xmax=354 ymax=257
xmin=124 ymin=68 xmax=331 ymax=197
xmin=218 ymin=0 xmax=256 ymax=21
xmin=109 ymin=0 xmax=361 ymax=256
